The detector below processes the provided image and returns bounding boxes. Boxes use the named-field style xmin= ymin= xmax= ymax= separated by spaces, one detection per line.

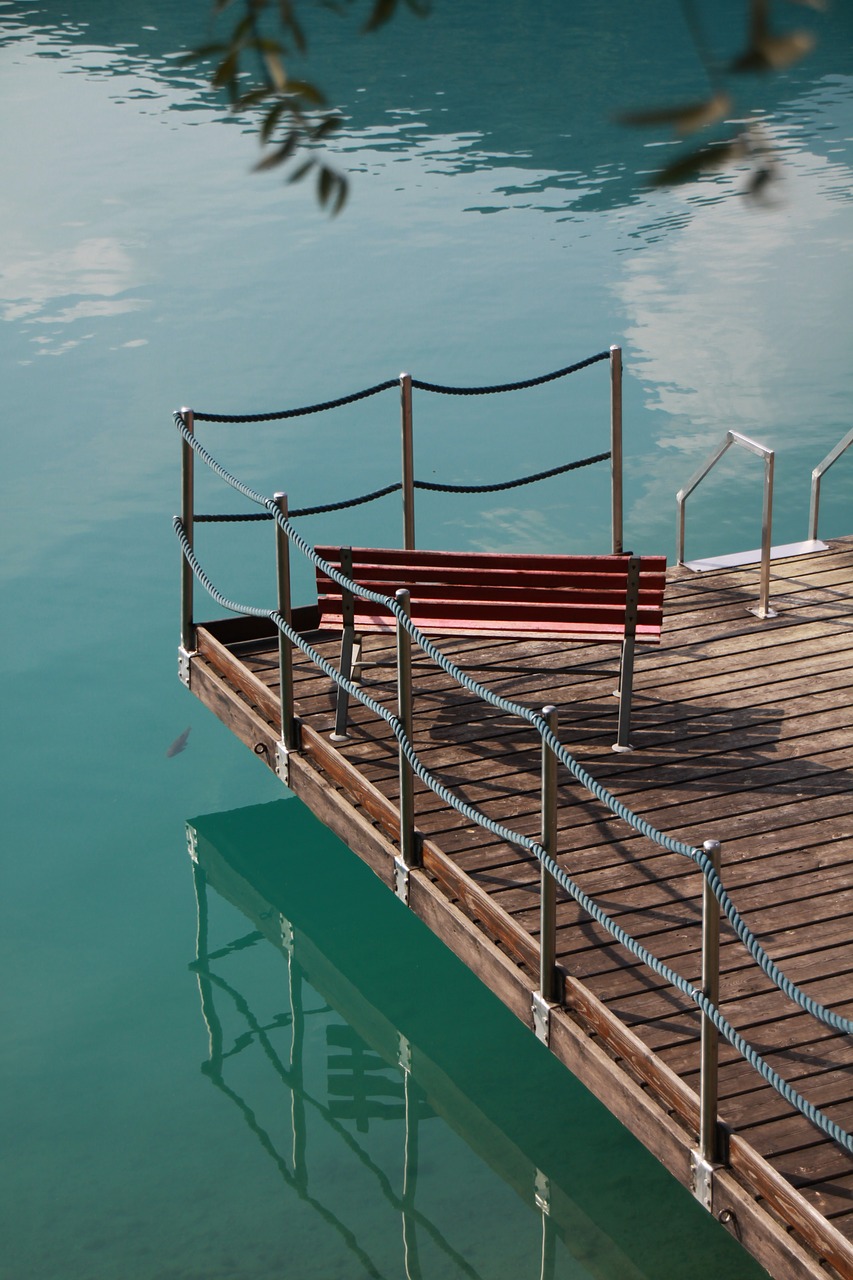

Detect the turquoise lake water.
xmin=1 ymin=2 xmax=851 ymax=1277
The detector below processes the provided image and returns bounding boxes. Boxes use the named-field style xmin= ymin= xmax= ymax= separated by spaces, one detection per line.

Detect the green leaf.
xmin=252 ymin=36 xmax=286 ymax=55
xmin=235 ymin=86 xmax=273 ymax=109
xmin=253 ymin=132 xmax=299 ymax=171
xmin=318 ymin=165 xmax=334 ymax=205
xmin=263 ymin=50 xmax=287 ymax=90
xmin=651 ymin=138 xmax=746 ymax=186
xmin=177 ymin=43 xmax=227 ymax=65
xmin=364 ymin=0 xmax=397 ymax=33
xmin=288 ymin=158 xmax=316 ymax=184
xmin=283 ymin=78 xmax=326 ymax=106
xmin=277 ymin=0 xmax=307 ymax=52
xmin=211 ymin=51 xmax=240 ymax=90
xmin=618 ymin=92 xmax=732 ymax=137
xmin=733 ymin=28 xmax=815 ymax=71
xmin=330 ymin=176 xmax=348 ymax=216
xmin=311 ymin=114 xmax=343 ymax=140
xmin=230 ymin=12 xmax=255 ymax=44
xmin=260 ymin=98 xmax=290 ymax=143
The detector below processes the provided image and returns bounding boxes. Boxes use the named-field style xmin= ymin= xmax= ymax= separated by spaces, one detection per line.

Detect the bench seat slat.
xmin=321 ymin=609 xmax=663 ymax=642
xmin=321 ymin=597 xmax=662 ymax=628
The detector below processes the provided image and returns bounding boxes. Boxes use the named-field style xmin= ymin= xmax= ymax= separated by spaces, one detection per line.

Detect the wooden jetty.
xmin=181 ymin=533 xmax=853 ymax=1280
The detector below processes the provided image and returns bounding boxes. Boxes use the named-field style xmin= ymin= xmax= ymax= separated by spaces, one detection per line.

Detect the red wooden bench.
xmin=314 ymin=547 xmax=667 ymax=750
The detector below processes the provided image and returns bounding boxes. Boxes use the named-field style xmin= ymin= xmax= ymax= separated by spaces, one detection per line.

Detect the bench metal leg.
xmin=613 ymin=555 xmax=641 ymax=753
xmin=351 ymin=634 xmax=364 ymax=685
xmin=613 ymin=633 xmax=636 ymax=752
xmin=331 ymin=626 xmax=359 ymax=742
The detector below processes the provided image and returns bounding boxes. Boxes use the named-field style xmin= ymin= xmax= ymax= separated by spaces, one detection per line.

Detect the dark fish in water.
xmin=166 ymin=726 xmax=191 ymax=757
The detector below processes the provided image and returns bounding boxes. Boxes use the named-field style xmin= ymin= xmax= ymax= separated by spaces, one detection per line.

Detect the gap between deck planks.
xmin=186 ymin=537 xmax=853 ymax=1280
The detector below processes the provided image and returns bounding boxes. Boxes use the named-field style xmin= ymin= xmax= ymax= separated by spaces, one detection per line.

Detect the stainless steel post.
xmin=400 ymin=373 xmax=415 ymax=551
xmin=540 ymin=706 xmax=558 ymax=1003
xmin=180 ymin=408 xmax=195 ymax=652
xmin=809 ymin=425 xmax=853 ymax=541
xmin=699 ymin=838 xmax=722 ymax=1163
xmin=396 ymin=588 xmax=418 ymax=867
xmin=274 ymin=493 xmax=296 ymax=752
xmin=610 ymin=346 xmax=623 ymax=555
xmin=757 ymin=452 xmax=774 ymax=619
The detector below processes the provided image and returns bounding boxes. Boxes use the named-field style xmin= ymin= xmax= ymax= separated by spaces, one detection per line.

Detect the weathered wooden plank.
xmin=196 ymin=626 xmax=281 ymax=727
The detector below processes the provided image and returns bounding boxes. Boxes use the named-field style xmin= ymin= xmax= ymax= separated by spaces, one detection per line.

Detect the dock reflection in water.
xmin=185 ymin=799 xmax=759 ymax=1280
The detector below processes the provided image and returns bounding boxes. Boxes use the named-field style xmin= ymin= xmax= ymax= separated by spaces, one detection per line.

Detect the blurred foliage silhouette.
xmin=187 ymin=0 xmax=824 ymax=210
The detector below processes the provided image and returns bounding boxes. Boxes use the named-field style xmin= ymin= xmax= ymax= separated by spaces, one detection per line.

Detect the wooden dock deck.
xmin=183 ymin=535 xmax=853 ymax=1280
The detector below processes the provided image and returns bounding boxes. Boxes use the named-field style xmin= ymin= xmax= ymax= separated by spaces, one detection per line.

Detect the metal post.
xmin=809 ymin=425 xmax=853 ymax=541
xmin=274 ymin=493 xmax=296 ymax=753
xmin=755 ymin=452 xmax=774 ymax=620
xmin=809 ymin=470 xmax=822 ymax=545
xmin=699 ymin=838 xmax=721 ymax=1164
xmin=539 ymin=706 xmax=558 ymax=1004
xmin=396 ymin=588 xmax=418 ymax=869
xmin=180 ymin=408 xmax=195 ymax=654
xmin=613 ymin=557 xmax=640 ymax=753
xmin=610 ymin=346 xmax=623 ymax=555
xmin=400 ymin=373 xmax=415 ymax=551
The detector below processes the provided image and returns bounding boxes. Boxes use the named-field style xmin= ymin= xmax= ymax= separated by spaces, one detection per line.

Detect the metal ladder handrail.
xmin=808 ymin=425 xmax=853 ymax=541
xmin=676 ymin=430 xmax=776 ymax=620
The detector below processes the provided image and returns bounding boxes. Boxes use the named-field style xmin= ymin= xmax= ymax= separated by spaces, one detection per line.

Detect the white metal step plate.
xmin=684 ymin=540 xmax=828 ymax=573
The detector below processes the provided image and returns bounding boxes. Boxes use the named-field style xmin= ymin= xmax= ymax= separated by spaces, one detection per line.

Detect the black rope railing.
xmin=410 ymin=350 xmax=610 ymax=395
xmin=193 ymin=379 xmax=398 ymax=424
xmin=413 ymin=451 xmax=610 ymax=494
xmin=189 ymin=350 xmax=610 ymax=423
xmin=193 ymin=450 xmax=610 ymax=523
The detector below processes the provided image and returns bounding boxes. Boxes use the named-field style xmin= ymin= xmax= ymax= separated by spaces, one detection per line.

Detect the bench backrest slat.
xmin=315 ymin=546 xmax=666 ymax=645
